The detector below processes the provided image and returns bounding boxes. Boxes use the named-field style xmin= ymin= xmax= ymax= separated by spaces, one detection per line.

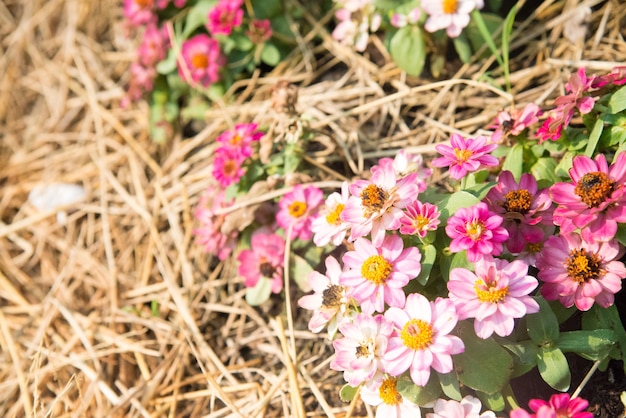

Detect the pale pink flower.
xmin=510 ymin=394 xmax=593 ymax=418
xmin=484 ymin=171 xmax=553 ymax=254
xmin=332 ymin=0 xmax=381 ymax=52
xmin=390 ymin=8 xmax=421 ymax=28
xmin=554 ymin=68 xmax=597 ymax=120
xmin=340 ymin=235 xmax=421 ymax=314
xmin=212 ymin=146 xmax=246 ymax=187
xmin=276 ymin=185 xmax=324 ymax=241
xmin=422 ymin=0 xmax=483 ymax=38
xmin=431 ymin=134 xmax=498 ymax=180
xmin=399 ymin=200 xmax=441 ymax=238
xmin=490 ymin=103 xmax=542 ymax=143
xmin=341 ymin=160 xmax=419 ymax=246
xmin=448 ymin=256 xmax=539 ymax=339
xmin=216 ymin=123 xmax=264 ymax=159
xmin=124 ymin=0 xmax=155 ymax=27
xmin=445 ymin=202 xmax=509 ymax=262
xmin=536 ymin=232 xmax=626 ymax=311
xmin=122 ymin=62 xmax=157 ymax=107
xmin=426 ymin=395 xmax=496 ymax=418
xmin=311 ymin=182 xmax=351 ymax=247
xmin=360 ymin=376 xmax=422 ymax=418
xmin=193 ymin=188 xmax=238 ymax=260
xmin=237 ymin=229 xmax=285 ymax=293
xmin=206 ymin=0 xmax=244 ymax=36
xmin=387 ymin=150 xmax=432 ymax=193
xmin=247 ymin=19 xmax=273 ymax=43
xmin=331 ymin=313 xmax=393 ymax=386
xmin=383 ymin=294 xmax=464 ymax=386
xmin=178 ymin=34 xmax=225 ymax=87
xmin=298 ymin=255 xmax=353 ymax=338
xmin=137 ymin=24 xmax=169 ymax=67
xmin=550 ymin=152 xmax=626 ymax=242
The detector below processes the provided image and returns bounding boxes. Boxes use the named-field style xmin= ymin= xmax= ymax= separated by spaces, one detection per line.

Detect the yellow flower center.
xmin=231 ymin=134 xmax=242 ymax=144
xmin=566 ymin=248 xmax=604 ymax=284
xmin=321 ymin=284 xmax=344 ymax=308
xmin=288 ymin=201 xmax=307 ymax=218
xmin=413 ymin=215 xmax=430 ymax=230
xmin=325 ymin=203 xmax=345 ymax=225
xmin=574 ymin=172 xmax=614 ymax=208
xmin=475 ymin=279 xmax=509 ymax=303
xmin=361 ymin=255 xmax=392 ymax=285
xmin=400 ymin=319 xmax=434 ymax=350
xmin=454 ymin=148 xmax=473 ymax=162
xmin=191 ymin=53 xmax=209 ymax=69
xmin=442 ymin=0 xmax=459 ymax=14
xmin=378 ymin=377 xmax=402 ymax=405
xmin=466 ymin=221 xmax=484 ymax=240
xmin=360 ymin=184 xmax=388 ymax=213
xmin=502 ymin=189 xmax=533 ymax=214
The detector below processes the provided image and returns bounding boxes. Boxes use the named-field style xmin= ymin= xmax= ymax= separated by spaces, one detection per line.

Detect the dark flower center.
xmin=321 ymin=284 xmax=343 ymax=308
xmin=574 ymin=172 xmax=614 ymax=208
xmin=360 ymin=184 xmax=388 ymax=213
xmin=566 ymin=248 xmax=604 ymax=284
xmin=259 ymin=261 xmax=275 ymax=277
xmin=502 ymin=189 xmax=533 ymax=214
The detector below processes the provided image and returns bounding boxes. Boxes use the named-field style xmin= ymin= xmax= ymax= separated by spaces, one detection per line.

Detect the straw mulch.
xmin=0 ymin=0 xmax=625 ymax=417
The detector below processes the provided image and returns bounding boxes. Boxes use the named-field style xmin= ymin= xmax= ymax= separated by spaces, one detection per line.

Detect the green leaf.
xmin=616 ymin=223 xmax=626 ymax=247
xmin=437 ymin=191 xmax=481 ymax=223
xmin=453 ymin=32 xmax=472 ymax=63
xmin=245 ymin=277 xmax=272 ymax=306
xmin=555 ymin=151 xmax=574 ymax=179
xmin=438 ymin=371 xmax=462 ymax=401
xmin=582 ymin=304 xmax=626 ymax=367
xmin=584 ymin=118 xmax=604 ymax=157
xmin=476 ymin=391 xmax=506 ymax=412
xmin=557 ymin=329 xmax=615 ymax=360
xmin=389 ymin=25 xmax=426 ymax=77
xmin=502 ymin=340 xmax=539 ymax=378
xmin=156 ymin=48 xmax=178 ymax=75
xmin=283 ymin=143 xmax=303 ymax=173
xmin=182 ymin=0 xmax=217 ymax=39
xmin=530 ymin=157 xmax=560 ymax=183
xmin=290 ymin=254 xmax=313 ymax=292
xmin=397 ymin=373 xmax=442 ymax=405
xmin=500 ymin=3 xmax=517 ymax=92
xmin=608 ymin=84 xmax=626 ymax=114
xmin=415 ymin=244 xmax=437 ymax=285
xmin=339 ymin=384 xmax=358 ymax=402
xmin=502 ymin=143 xmax=524 ymax=180
xmin=537 ymin=346 xmax=571 ymax=391
xmin=526 ymin=297 xmax=560 ymax=345
xmin=260 ymin=43 xmax=281 ymax=66
xmin=467 ymin=11 xmax=504 ymax=67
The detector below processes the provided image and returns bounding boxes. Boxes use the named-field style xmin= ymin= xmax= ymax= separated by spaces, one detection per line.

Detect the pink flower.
xmin=360 ymin=376 xmax=422 ymax=418
xmin=247 ymin=19 xmax=272 ymax=43
xmin=422 ymin=0 xmax=483 ymax=38
xmin=510 ymin=394 xmax=593 ymax=418
xmin=383 ymin=294 xmax=464 ymax=386
xmin=156 ymin=0 xmax=187 ymax=8
xmin=137 ymin=24 xmax=169 ymax=67
xmin=592 ymin=66 xmax=626 ymax=88
xmin=124 ymin=0 xmax=156 ymax=27
xmin=445 ymin=202 xmax=509 ymax=262
xmin=311 ymin=182 xmax=351 ymax=247
xmin=448 ymin=256 xmax=539 ymax=338
xmin=237 ymin=229 xmax=285 ymax=293
xmin=426 ymin=395 xmax=496 ymax=418
xmin=390 ymin=8 xmax=421 ymax=28
xmin=193 ymin=188 xmax=238 ymax=260
xmin=550 ymin=152 xmax=626 ymax=242
xmin=340 ymin=235 xmax=421 ymax=314
xmin=123 ymin=62 xmax=157 ymax=107
xmin=298 ymin=255 xmax=352 ymax=337
xmin=490 ymin=103 xmax=542 ymax=144
xmin=206 ymin=0 xmax=244 ymax=36
xmin=387 ymin=150 xmax=433 ymax=193
xmin=216 ymin=123 xmax=264 ymax=158
xmin=276 ymin=185 xmax=324 ymax=241
xmin=535 ymin=116 xmax=563 ymax=144
xmin=332 ymin=0 xmax=381 ymax=52
xmin=212 ymin=146 xmax=246 ymax=187
xmin=330 ymin=313 xmax=393 ymax=386
xmin=341 ymin=159 xmax=419 ymax=246
xmin=399 ymin=200 xmax=441 ymax=238
xmin=484 ymin=171 xmax=553 ymax=254
xmin=536 ymin=232 xmax=626 ymax=311
xmin=431 ymin=134 xmax=498 ymax=180
xmin=553 ymin=68 xmax=596 ymax=122
xmin=178 ymin=34 xmax=225 ymax=88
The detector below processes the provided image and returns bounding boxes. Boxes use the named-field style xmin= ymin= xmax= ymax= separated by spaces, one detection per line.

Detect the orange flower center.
xmin=442 ymin=0 xmax=459 ymax=14
xmin=360 ymin=184 xmax=388 ymax=214
xmin=191 ymin=53 xmax=209 ymax=69
xmin=502 ymin=189 xmax=533 ymax=213
xmin=325 ymin=203 xmax=345 ymax=225
xmin=378 ymin=377 xmax=402 ymax=405
xmin=566 ymin=248 xmax=604 ymax=284
xmin=574 ymin=172 xmax=614 ymax=208
xmin=361 ymin=255 xmax=392 ymax=285
xmin=223 ymin=160 xmax=238 ymax=176
xmin=134 ymin=0 xmax=151 ymax=8
xmin=401 ymin=319 xmax=434 ymax=350
xmin=475 ymin=279 xmax=509 ymax=303
xmin=288 ymin=201 xmax=307 ymax=218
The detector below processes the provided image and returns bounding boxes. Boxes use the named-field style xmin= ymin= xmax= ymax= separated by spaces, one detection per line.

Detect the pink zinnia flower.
xmin=383 ymin=294 xmax=464 ymax=386
xmin=330 ymin=313 xmax=393 ymax=386
xmin=276 ymin=185 xmax=324 ymax=241
xmin=422 ymin=0 xmax=483 ymax=38
xmin=448 ymin=256 xmax=539 ymax=338
xmin=206 ymin=0 xmax=244 ymax=35
xmin=137 ymin=24 xmax=169 ymax=67
xmin=510 ymin=394 xmax=593 ymax=418
xmin=592 ymin=66 xmax=626 ymax=88
xmin=550 ymin=152 xmax=626 ymax=242
xmin=341 ymin=159 xmax=419 ymax=246
xmin=484 ymin=171 xmax=553 ymax=254
xmin=431 ymin=134 xmax=498 ymax=180
xmin=178 ymin=34 xmax=225 ymax=88
xmin=311 ymin=182 xmax=351 ymax=247
xmin=212 ymin=146 xmax=246 ymax=187
xmin=247 ymin=19 xmax=273 ymax=43
xmin=399 ymin=200 xmax=441 ymax=238
xmin=193 ymin=188 xmax=238 ymax=260
xmin=360 ymin=376 xmax=422 ymax=418
xmin=445 ymin=202 xmax=509 ymax=262
xmin=535 ymin=116 xmax=563 ymax=144
xmin=490 ymin=103 xmax=542 ymax=144
xmin=553 ymin=68 xmax=596 ymax=125
xmin=298 ymin=255 xmax=353 ymax=338
xmin=123 ymin=62 xmax=157 ymax=107
xmin=340 ymin=235 xmax=421 ymax=314
xmin=536 ymin=232 xmax=626 ymax=311
xmin=124 ymin=0 xmax=155 ymax=27
xmin=216 ymin=123 xmax=264 ymax=158
xmin=237 ymin=229 xmax=285 ymax=293
xmin=426 ymin=395 xmax=496 ymax=418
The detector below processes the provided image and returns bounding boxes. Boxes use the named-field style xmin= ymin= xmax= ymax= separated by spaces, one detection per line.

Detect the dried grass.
xmin=0 ymin=0 xmax=624 ymax=417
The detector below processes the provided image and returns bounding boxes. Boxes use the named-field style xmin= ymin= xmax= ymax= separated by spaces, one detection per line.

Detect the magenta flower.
xmin=360 ymin=376 xmax=422 ymax=418
xmin=178 ymin=34 xmax=225 ymax=88
xmin=448 ymin=256 xmax=539 ymax=338
xmin=216 ymin=123 xmax=264 ymax=159
xmin=237 ymin=229 xmax=285 ymax=293
xmin=247 ymin=19 xmax=273 ymax=44
xmin=340 ymin=235 xmax=421 ymax=314
xmin=550 ymin=152 xmax=626 ymax=242
xmin=297 ymin=255 xmax=352 ymax=337
xmin=535 ymin=232 xmax=626 ymax=311
xmin=124 ymin=0 xmax=155 ymax=27
xmin=206 ymin=0 xmax=244 ymax=36
xmin=123 ymin=62 xmax=157 ymax=107
xmin=341 ymin=159 xmax=419 ymax=246
xmin=431 ymin=134 xmax=498 ymax=180
xmin=491 ymin=103 xmax=542 ymax=144
xmin=276 ymin=185 xmax=324 ymax=241
xmin=212 ymin=146 xmax=246 ymax=187
xmin=330 ymin=313 xmax=393 ymax=386
xmin=445 ymin=202 xmax=509 ymax=262
xmin=592 ymin=66 xmax=626 ymax=88
xmin=400 ymin=200 xmax=441 ymax=238
xmin=426 ymin=395 xmax=496 ymax=418
xmin=193 ymin=188 xmax=238 ymax=260
xmin=484 ymin=171 xmax=553 ymax=254
xmin=422 ymin=0 xmax=483 ymax=38
xmin=510 ymin=394 xmax=593 ymax=418
xmin=311 ymin=182 xmax=351 ymax=247
xmin=137 ymin=24 xmax=169 ymax=67
xmin=535 ymin=116 xmax=563 ymax=144
xmin=383 ymin=294 xmax=464 ymax=386
xmin=553 ymin=68 xmax=596 ymax=125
